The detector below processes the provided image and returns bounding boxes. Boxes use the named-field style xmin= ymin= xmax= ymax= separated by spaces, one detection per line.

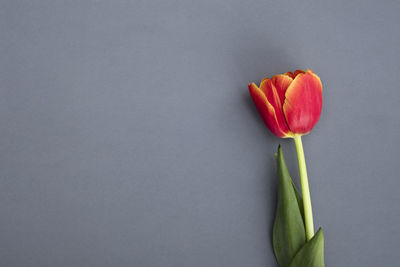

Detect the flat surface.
xmin=1 ymin=0 xmax=400 ymax=266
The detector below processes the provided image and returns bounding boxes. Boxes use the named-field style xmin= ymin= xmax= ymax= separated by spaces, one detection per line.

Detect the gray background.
xmin=1 ymin=0 xmax=399 ymax=266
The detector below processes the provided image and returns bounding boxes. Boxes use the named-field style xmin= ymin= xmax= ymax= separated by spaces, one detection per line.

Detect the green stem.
xmin=293 ymin=135 xmax=314 ymax=241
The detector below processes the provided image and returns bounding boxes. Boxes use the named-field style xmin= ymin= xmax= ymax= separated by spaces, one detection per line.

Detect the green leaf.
xmin=273 ymin=146 xmax=306 ymax=267
xmin=292 ymin=180 xmax=305 ymax=225
xmin=290 ymin=228 xmax=325 ymax=267
xmin=274 ymin=151 xmax=304 ymax=223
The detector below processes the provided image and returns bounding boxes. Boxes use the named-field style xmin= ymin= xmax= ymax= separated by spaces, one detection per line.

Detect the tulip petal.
xmin=283 ymin=71 xmax=322 ymax=135
xmin=271 ymin=74 xmax=294 ymax=104
xmin=248 ymin=83 xmax=291 ymax=138
xmin=294 ymin=69 xmax=306 ymax=77
xmin=259 ymin=80 xmax=292 ymax=136
xmin=284 ymin=72 xmax=295 ymax=79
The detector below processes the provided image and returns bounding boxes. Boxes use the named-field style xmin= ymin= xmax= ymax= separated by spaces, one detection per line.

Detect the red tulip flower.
xmin=248 ymin=69 xmax=326 ymax=265
xmin=248 ymin=69 xmax=322 ymax=138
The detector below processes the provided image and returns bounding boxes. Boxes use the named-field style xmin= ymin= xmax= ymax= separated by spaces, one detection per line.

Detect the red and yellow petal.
xmin=283 ymin=71 xmax=323 ymax=135
xmin=271 ymin=74 xmax=294 ymax=104
xmin=259 ymin=79 xmax=292 ymax=135
xmin=248 ymin=83 xmax=291 ymax=138
xmin=294 ymin=69 xmax=306 ymax=77
xmin=284 ymin=72 xmax=295 ymax=79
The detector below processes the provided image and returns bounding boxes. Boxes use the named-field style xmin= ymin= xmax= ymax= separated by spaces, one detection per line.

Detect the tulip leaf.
xmin=292 ymin=180 xmax=305 ymax=225
xmin=290 ymin=228 xmax=325 ymax=267
xmin=273 ymin=146 xmax=306 ymax=267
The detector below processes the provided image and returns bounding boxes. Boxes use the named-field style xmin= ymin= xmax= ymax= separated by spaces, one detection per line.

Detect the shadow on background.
xmin=234 ymin=38 xmax=295 ymax=142
xmin=231 ymin=38 xmax=298 ymax=250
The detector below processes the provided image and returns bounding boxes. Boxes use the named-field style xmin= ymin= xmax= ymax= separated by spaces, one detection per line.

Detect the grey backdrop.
xmin=1 ymin=0 xmax=400 ymax=266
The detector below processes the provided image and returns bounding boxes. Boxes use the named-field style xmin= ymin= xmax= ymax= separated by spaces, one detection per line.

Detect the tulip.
xmin=248 ymin=69 xmax=322 ymax=138
xmin=248 ymin=69 xmax=323 ymax=241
